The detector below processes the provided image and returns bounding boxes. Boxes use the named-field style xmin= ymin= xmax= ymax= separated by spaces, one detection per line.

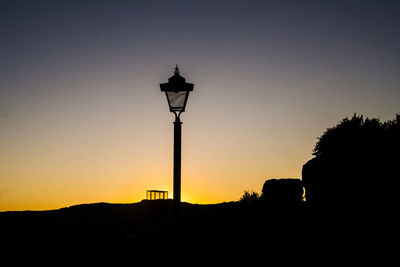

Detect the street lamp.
xmin=160 ymin=65 xmax=194 ymax=220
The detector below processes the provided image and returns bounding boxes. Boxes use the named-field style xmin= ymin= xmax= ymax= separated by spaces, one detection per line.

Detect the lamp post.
xmin=160 ymin=65 xmax=194 ymax=221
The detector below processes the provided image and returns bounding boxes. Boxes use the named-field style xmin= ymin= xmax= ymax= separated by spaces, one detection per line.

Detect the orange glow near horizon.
xmin=1 ymin=72 xmax=396 ymax=211
xmin=1 ymin=1 xmax=399 ymax=212
xmin=0 ymin=131 xmax=307 ymax=211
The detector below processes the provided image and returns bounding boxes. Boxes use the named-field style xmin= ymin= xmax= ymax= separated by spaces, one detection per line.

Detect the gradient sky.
xmin=1 ymin=0 xmax=399 ymax=211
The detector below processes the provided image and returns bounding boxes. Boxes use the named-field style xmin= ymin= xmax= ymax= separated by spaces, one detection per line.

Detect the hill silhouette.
xmin=0 ymin=183 xmax=309 ymax=266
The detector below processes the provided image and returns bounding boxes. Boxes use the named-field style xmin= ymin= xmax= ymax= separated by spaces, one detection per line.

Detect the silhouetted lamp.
xmin=160 ymin=65 xmax=193 ymax=115
xmin=160 ymin=65 xmax=194 ymax=220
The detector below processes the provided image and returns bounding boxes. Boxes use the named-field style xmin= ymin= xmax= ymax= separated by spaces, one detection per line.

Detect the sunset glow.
xmin=1 ymin=1 xmax=399 ymax=211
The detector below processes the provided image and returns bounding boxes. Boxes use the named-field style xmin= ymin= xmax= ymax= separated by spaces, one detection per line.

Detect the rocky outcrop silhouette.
xmin=262 ymin=178 xmax=304 ymax=204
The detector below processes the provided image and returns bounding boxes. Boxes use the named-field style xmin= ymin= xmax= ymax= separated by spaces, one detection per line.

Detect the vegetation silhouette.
xmin=239 ymin=190 xmax=260 ymax=203
xmin=1 ymin=113 xmax=398 ymax=266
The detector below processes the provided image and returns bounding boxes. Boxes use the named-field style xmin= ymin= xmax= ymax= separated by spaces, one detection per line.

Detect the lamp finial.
xmin=174 ymin=64 xmax=180 ymax=75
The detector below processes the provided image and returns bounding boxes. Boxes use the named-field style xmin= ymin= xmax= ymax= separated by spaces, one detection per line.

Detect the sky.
xmin=1 ymin=0 xmax=399 ymax=211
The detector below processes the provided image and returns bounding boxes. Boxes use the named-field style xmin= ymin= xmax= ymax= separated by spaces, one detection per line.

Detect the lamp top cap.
xmin=160 ymin=65 xmax=194 ymax=92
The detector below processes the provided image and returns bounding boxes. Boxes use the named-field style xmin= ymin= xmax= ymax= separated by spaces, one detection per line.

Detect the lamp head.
xmin=160 ymin=65 xmax=194 ymax=114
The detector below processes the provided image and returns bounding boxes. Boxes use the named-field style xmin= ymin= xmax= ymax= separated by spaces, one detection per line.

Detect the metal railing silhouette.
xmin=146 ymin=190 xmax=168 ymax=200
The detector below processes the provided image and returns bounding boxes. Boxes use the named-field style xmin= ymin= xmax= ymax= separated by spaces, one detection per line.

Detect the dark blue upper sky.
xmin=1 ymin=1 xmax=399 ymax=101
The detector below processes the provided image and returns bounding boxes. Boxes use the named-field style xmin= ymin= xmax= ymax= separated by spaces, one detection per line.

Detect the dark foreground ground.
xmin=0 ymin=200 xmax=312 ymax=266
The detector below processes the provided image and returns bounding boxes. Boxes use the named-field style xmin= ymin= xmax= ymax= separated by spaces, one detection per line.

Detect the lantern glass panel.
xmin=166 ymin=91 xmax=188 ymax=111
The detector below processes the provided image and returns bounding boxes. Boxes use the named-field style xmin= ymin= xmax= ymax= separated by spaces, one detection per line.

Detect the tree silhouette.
xmin=302 ymin=114 xmax=399 ymax=265
xmin=303 ymin=113 xmax=399 ymax=218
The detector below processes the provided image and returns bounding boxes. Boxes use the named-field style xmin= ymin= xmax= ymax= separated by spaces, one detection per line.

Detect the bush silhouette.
xmin=239 ymin=190 xmax=260 ymax=203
